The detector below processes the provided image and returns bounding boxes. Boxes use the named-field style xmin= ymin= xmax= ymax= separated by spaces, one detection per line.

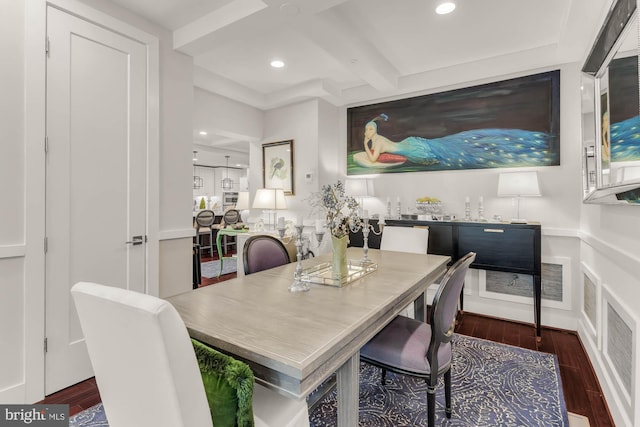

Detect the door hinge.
xmin=45 ymin=136 xmax=49 ymax=154
xmin=45 ymin=36 xmax=50 ymax=57
xmin=44 ymin=237 xmax=48 ymax=253
xmin=44 ymin=337 xmax=48 ymax=353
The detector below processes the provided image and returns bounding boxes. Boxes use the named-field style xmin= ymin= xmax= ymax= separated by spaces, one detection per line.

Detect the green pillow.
xmin=191 ymin=339 xmax=255 ymax=427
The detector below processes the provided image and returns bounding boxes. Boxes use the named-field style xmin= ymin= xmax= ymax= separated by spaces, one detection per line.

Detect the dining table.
xmin=166 ymin=247 xmax=450 ymax=426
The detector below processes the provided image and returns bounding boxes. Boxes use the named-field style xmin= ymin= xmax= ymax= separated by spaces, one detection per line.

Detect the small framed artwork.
xmin=262 ymin=140 xmax=294 ymax=195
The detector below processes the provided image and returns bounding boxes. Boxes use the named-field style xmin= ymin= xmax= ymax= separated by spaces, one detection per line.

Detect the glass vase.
xmin=331 ymin=235 xmax=349 ymax=282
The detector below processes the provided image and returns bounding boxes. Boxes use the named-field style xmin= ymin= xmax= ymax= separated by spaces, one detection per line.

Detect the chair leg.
xmin=444 ymin=368 xmax=452 ymax=418
xmin=381 ymin=368 xmax=387 ymax=385
xmin=426 ymin=385 xmax=436 ymax=427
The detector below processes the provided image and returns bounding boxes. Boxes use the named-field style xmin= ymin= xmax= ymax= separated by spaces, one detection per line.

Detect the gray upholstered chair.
xmin=243 ymin=235 xmax=291 ymax=275
xmin=195 ymin=210 xmax=216 ymax=257
xmin=71 ymin=281 xmax=309 ymax=427
xmin=360 ymin=252 xmax=476 ymax=427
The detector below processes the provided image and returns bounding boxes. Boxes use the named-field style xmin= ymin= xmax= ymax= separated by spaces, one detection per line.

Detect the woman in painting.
xmin=358 ymin=114 xmax=557 ymax=170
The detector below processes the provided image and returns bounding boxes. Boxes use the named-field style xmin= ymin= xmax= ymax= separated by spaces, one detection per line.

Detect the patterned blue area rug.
xmin=201 ymin=259 xmax=237 ymax=278
xmin=69 ymin=334 xmax=569 ymax=427
xmin=310 ymin=334 xmax=569 ymax=426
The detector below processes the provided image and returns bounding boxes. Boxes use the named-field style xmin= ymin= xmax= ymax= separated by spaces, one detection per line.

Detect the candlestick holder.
xmin=464 ymin=200 xmax=472 ymax=221
xmin=396 ymin=200 xmax=402 ymax=219
xmin=277 ymin=227 xmax=286 ymax=238
xmin=289 ymin=225 xmax=310 ymax=292
xmin=360 ymin=217 xmax=382 ymax=264
xmin=477 ymin=199 xmax=487 ymax=222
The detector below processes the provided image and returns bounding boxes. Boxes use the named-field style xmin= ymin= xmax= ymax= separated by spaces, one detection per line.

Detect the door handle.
xmin=483 ymin=228 xmax=505 ymax=233
xmin=125 ymin=235 xmax=144 ymax=245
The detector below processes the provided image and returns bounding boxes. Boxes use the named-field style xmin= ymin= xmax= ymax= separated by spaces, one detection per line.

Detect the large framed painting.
xmin=263 ymin=140 xmax=294 ymax=195
xmin=347 ymin=70 xmax=560 ymax=175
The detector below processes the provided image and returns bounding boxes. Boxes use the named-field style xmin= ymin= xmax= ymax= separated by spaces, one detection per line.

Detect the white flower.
xmin=308 ymin=181 xmax=362 ymax=238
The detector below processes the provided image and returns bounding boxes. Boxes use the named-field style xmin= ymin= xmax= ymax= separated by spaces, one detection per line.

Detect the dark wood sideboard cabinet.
xmin=350 ymin=219 xmax=542 ymax=340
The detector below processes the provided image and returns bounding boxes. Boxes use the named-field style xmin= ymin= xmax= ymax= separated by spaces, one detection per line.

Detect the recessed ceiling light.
xmin=199 ymin=131 xmax=208 ymax=136
xmin=270 ymin=60 xmax=285 ymax=68
xmin=435 ymin=2 xmax=456 ymax=14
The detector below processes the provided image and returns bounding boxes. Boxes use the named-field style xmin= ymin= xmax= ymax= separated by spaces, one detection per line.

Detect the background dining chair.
xmin=221 ymin=208 xmax=242 ymax=254
xmin=380 ymin=225 xmax=429 ymax=254
xmin=380 ymin=225 xmax=430 ymax=317
xmin=243 ymin=234 xmax=291 ymax=275
xmin=360 ymin=252 xmax=476 ymax=427
xmin=71 ymin=282 xmax=309 ymax=427
xmin=195 ymin=209 xmax=216 ymax=258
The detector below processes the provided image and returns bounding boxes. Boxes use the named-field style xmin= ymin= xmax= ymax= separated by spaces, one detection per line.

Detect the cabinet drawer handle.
xmin=483 ymin=228 xmax=504 ymax=233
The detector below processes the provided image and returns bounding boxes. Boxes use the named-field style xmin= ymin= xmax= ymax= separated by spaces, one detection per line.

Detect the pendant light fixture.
xmin=193 ymin=151 xmax=203 ymax=189
xmin=221 ymin=155 xmax=233 ymax=190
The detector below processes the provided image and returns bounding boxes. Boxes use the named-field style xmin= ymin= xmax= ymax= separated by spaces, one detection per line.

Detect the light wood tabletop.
xmin=167 ymin=247 xmax=450 ymax=426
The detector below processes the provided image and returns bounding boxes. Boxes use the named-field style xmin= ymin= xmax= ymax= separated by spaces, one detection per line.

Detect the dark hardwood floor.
xmin=39 ymin=255 xmax=615 ymax=426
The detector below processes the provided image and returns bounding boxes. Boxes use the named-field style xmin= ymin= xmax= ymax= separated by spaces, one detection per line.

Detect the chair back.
xmin=243 ymin=235 xmax=291 ymax=275
xmin=223 ymin=209 xmax=241 ymax=225
xmin=427 ymin=252 xmax=476 ymax=373
xmin=71 ymin=282 xmax=213 ymax=427
xmin=195 ymin=209 xmax=215 ymax=230
xmin=380 ymin=226 xmax=429 ymax=254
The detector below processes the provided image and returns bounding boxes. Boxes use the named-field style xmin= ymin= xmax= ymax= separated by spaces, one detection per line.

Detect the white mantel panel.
xmin=0 ymin=0 xmax=25 ymax=246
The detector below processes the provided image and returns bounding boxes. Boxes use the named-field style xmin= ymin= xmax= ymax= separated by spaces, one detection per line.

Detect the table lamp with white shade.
xmin=345 ymin=178 xmax=375 ymax=217
xmin=235 ymin=191 xmax=250 ymax=223
xmin=497 ymin=171 xmax=541 ymax=223
xmin=252 ymin=188 xmax=287 ymax=229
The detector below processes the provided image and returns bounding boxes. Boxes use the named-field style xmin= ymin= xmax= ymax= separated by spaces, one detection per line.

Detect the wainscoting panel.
xmin=602 ymin=284 xmax=636 ymax=416
xmin=580 ymin=262 xmax=600 ymax=349
xmin=0 ymin=257 xmax=26 ymax=401
xmin=478 ymin=256 xmax=571 ymax=310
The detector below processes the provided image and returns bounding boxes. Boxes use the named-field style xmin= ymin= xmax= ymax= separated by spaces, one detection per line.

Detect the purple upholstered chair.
xmin=243 ymin=235 xmax=291 ymax=275
xmin=360 ymin=251 xmax=476 ymax=427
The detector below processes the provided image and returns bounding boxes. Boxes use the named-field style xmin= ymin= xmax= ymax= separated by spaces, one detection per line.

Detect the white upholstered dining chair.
xmin=380 ymin=226 xmax=430 ymax=317
xmin=71 ymin=282 xmax=309 ymax=427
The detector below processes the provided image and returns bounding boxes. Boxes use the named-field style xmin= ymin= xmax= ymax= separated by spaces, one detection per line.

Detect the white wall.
xmin=194 ymin=88 xmax=263 ymax=143
xmin=249 ymin=99 xmax=335 ymax=224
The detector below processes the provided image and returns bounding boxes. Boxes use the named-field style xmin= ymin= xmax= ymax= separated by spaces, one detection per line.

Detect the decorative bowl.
xmin=415 ymin=201 xmax=442 ymax=214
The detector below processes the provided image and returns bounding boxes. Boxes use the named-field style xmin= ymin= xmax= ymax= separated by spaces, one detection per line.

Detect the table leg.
xmin=216 ymin=231 xmax=224 ymax=278
xmin=534 ymin=275 xmax=542 ymax=342
xmin=414 ymin=292 xmax=426 ymax=322
xmin=337 ymin=352 xmax=359 ymax=427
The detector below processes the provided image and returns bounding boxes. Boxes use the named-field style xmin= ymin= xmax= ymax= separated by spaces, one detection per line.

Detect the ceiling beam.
xmin=294 ymin=8 xmax=398 ymax=92
xmin=173 ymin=0 xmax=268 ymax=55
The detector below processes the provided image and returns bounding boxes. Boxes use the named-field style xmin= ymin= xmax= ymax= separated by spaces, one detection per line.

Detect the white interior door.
xmin=45 ymin=6 xmax=148 ymax=394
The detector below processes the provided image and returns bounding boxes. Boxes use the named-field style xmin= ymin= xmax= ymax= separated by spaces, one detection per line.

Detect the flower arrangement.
xmin=309 ymin=181 xmax=361 ymax=238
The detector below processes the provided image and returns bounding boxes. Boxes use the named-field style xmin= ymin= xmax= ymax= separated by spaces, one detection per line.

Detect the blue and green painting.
xmin=608 ymin=56 xmax=640 ymax=162
xmin=347 ymin=71 xmax=560 ymax=175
